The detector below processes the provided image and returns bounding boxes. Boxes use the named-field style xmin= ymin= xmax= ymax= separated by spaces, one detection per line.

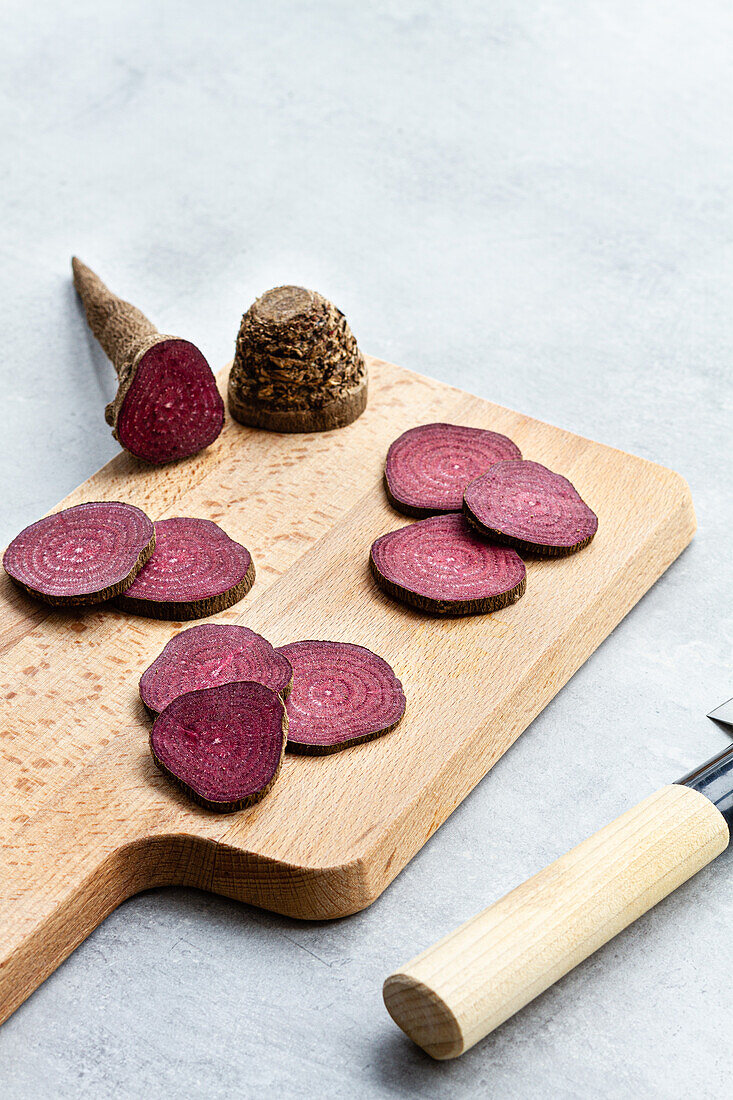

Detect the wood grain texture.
xmin=0 ymin=357 xmax=695 ymax=1025
xmin=383 ymin=785 xmax=729 ymax=1059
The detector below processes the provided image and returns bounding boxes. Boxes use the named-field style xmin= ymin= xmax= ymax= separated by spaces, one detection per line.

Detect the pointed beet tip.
xmin=71 ymin=256 xmax=86 ymax=289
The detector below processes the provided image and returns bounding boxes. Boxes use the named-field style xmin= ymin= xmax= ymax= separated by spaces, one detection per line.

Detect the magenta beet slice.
xmin=370 ymin=513 xmax=526 ymax=616
xmin=2 ymin=501 xmax=155 ymax=606
xmin=140 ymin=624 xmax=293 ymax=716
xmin=116 ymin=339 xmax=225 ymax=465
xmin=275 ymin=640 xmax=406 ymax=754
xmin=384 ymin=422 xmax=521 ymax=517
xmin=463 ymin=460 xmax=598 ymax=556
xmin=115 ymin=517 xmax=255 ymax=620
xmin=150 ymin=681 xmax=287 ymax=811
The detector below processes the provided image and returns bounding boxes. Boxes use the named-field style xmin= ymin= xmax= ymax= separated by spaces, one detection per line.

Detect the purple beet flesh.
xmin=275 ymin=640 xmax=406 ymax=754
xmin=463 ymin=460 xmax=598 ymax=556
xmin=150 ymin=680 xmax=287 ymax=811
xmin=370 ymin=513 xmax=526 ymax=616
xmin=140 ymin=624 xmax=293 ymax=715
xmin=384 ymin=422 xmax=521 ymax=517
xmin=115 ymin=517 xmax=255 ymax=619
xmin=117 ymin=340 xmax=225 ymax=464
xmin=3 ymin=501 xmax=155 ymax=606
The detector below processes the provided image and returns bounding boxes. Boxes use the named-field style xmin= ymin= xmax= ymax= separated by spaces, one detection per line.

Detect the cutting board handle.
xmin=383 ymin=784 xmax=729 ymax=1059
xmin=0 ymin=831 xmax=208 ymax=1025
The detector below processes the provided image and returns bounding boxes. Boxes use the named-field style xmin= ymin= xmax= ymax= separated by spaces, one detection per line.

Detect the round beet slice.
xmin=150 ymin=681 xmax=287 ymax=811
xmin=115 ymin=517 xmax=255 ymax=620
xmin=3 ymin=501 xmax=155 ymax=607
xmin=463 ymin=460 xmax=598 ymax=556
xmin=275 ymin=640 xmax=406 ymax=754
xmin=370 ymin=513 xmax=526 ymax=616
xmin=384 ymin=422 xmax=521 ymax=517
xmin=140 ymin=624 xmax=293 ymax=716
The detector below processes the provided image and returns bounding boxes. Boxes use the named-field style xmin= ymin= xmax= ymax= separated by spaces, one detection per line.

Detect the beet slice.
xmin=72 ymin=258 xmax=224 ymax=464
xmin=384 ymin=422 xmax=521 ymax=517
xmin=370 ymin=513 xmax=526 ymax=616
xmin=140 ymin=624 xmax=293 ymax=716
xmin=150 ymin=681 xmax=287 ymax=811
xmin=275 ymin=640 xmax=406 ymax=754
xmin=3 ymin=501 xmax=155 ymax=606
xmin=463 ymin=460 xmax=598 ymax=556
xmin=115 ymin=517 xmax=254 ymax=620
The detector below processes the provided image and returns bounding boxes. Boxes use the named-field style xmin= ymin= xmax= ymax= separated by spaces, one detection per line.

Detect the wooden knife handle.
xmin=383 ymin=784 xmax=729 ymax=1059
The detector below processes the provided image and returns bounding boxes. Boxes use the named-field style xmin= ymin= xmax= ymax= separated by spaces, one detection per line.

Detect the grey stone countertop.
xmin=1 ymin=2 xmax=731 ymax=1096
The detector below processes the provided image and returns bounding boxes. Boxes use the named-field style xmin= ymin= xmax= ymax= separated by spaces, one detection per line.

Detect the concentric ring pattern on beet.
xmin=116 ymin=339 xmax=225 ymax=464
xmin=2 ymin=501 xmax=155 ymax=606
xmin=115 ymin=517 xmax=255 ymax=619
xmin=150 ymin=681 xmax=287 ymax=811
xmin=370 ymin=513 xmax=526 ymax=616
xmin=140 ymin=624 xmax=293 ymax=715
xmin=463 ymin=460 xmax=598 ymax=556
xmin=384 ymin=422 xmax=521 ymax=517
xmin=275 ymin=640 xmax=406 ymax=754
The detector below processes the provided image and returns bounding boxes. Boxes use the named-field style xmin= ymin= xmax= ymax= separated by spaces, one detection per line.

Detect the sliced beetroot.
xmin=370 ymin=513 xmax=526 ymax=616
xmin=275 ymin=640 xmax=406 ymax=754
xmin=463 ymin=460 xmax=598 ymax=556
xmin=115 ymin=517 xmax=255 ymax=620
xmin=149 ymin=681 xmax=287 ymax=811
xmin=140 ymin=624 xmax=293 ymax=715
xmin=384 ymin=422 xmax=521 ymax=517
xmin=115 ymin=339 xmax=225 ymax=464
xmin=3 ymin=501 xmax=155 ymax=607
xmin=72 ymin=258 xmax=224 ymax=464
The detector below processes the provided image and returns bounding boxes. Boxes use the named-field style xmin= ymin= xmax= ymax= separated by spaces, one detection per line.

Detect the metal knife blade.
xmin=707 ymin=697 xmax=733 ymax=728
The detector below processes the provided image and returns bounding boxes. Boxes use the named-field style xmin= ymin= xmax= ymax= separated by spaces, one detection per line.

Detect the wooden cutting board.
xmin=0 ymin=357 xmax=694 ymax=1025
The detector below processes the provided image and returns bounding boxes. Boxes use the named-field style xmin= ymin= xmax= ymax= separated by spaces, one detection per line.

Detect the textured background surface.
xmin=1 ymin=1 xmax=732 ymax=1096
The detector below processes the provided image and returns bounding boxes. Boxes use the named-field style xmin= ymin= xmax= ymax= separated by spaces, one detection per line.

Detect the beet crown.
xmin=228 ymin=285 xmax=367 ymax=432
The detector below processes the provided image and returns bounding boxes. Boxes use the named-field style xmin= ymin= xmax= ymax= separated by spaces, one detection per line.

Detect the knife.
xmin=383 ymin=710 xmax=733 ymax=1060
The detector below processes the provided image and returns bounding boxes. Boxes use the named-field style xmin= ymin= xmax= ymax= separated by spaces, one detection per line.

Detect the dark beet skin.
xmin=3 ymin=501 xmax=155 ymax=607
xmin=370 ymin=513 xmax=526 ymax=616
xmin=150 ymin=681 xmax=287 ymax=811
xmin=275 ymin=640 xmax=406 ymax=754
xmin=384 ymin=422 xmax=521 ymax=517
xmin=115 ymin=517 xmax=255 ymax=620
xmin=463 ymin=460 xmax=598 ymax=556
xmin=140 ymin=624 xmax=293 ymax=716
xmin=117 ymin=339 xmax=224 ymax=464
